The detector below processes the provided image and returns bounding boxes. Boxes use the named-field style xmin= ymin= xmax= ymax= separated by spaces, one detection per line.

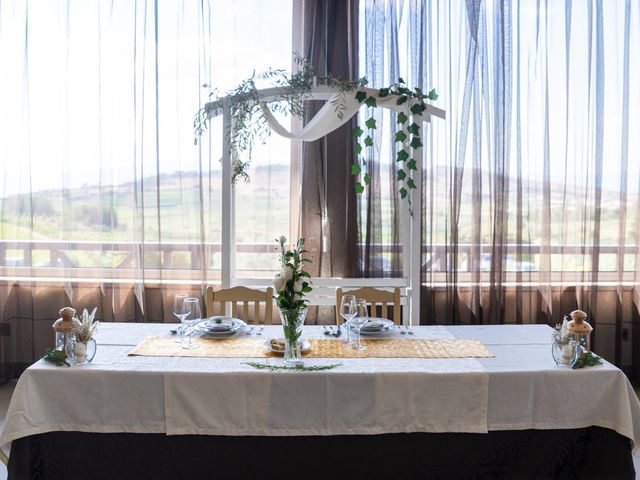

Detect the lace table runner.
xmin=128 ymin=336 xmax=494 ymax=358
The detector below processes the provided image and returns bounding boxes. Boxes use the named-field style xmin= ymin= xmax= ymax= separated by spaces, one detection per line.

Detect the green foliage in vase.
xmin=272 ymin=236 xmax=312 ymax=312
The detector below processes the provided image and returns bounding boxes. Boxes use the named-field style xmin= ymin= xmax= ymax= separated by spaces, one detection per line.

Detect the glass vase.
xmin=278 ymin=307 xmax=307 ymax=367
xmin=551 ymin=338 xmax=579 ymax=367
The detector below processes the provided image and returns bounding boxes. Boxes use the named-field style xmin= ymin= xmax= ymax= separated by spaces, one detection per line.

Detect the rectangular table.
xmin=2 ymin=323 xmax=639 ymax=479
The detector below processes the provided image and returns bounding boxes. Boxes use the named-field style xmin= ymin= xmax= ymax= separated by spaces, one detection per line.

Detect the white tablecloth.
xmin=1 ymin=323 xmax=639 ymax=457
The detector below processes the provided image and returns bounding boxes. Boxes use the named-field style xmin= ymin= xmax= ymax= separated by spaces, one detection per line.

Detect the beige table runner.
xmin=128 ymin=336 xmax=494 ymax=358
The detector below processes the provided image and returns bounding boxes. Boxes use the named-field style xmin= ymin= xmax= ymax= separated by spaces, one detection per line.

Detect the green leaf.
xmin=407 ymin=159 xmax=417 ymax=170
xmin=408 ymin=123 xmax=420 ymax=135
xmin=378 ymin=88 xmax=389 ymax=97
xmin=364 ymin=136 xmax=374 ymax=147
xmin=354 ymin=183 xmax=365 ymax=194
xmin=365 ymin=96 xmax=377 ymax=108
xmin=407 ymin=178 xmax=416 ymax=189
xmin=396 ymin=96 xmax=408 ymax=106
xmin=397 ymin=112 xmax=408 ymax=124
xmin=354 ymin=143 xmax=362 ymax=154
xmin=395 ymin=130 xmax=407 ymax=143
xmin=365 ymin=117 xmax=377 ymax=129
xmin=352 ymin=126 xmax=364 ymax=137
xmin=400 ymin=187 xmax=408 ymax=199
xmin=410 ymin=137 xmax=423 ymax=149
xmin=397 ymin=169 xmax=406 ymax=181
xmin=396 ymin=150 xmax=409 ymax=162
xmin=410 ymin=103 xmax=425 ymax=116
xmin=302 ymin=285 xmax=313 ymax=293
xmin=351 ymin=163 xmax=362 ymax=175
xmin=398 ymin=77 xmax=405 ymax=84
xmin=357 ymin=77 xmax=369 ymax=86
xmin=427 ymin=88 xmax=438 ymax=100
xmin=355 ymin=90 xmax=367 ymax=103
xmin=414 ymin=87 xmax=423 ymax=96
xmin=363 ymin=173 xmax=371 ymax=185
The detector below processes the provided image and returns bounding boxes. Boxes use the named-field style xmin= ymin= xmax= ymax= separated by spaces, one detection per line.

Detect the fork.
xmin=256 ymin=327 xmax=264 ymax=335
xmin=245 ymin=326 xmax=254 ymax=335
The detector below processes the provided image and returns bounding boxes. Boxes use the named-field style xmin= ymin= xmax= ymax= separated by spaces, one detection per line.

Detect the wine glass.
xmin=351 ymin=299 xmax=368 ymax=351
xmin=173 ymin=294 xmax=189 ymax=342
xmin=181 ymin=297 xmax=202 ymax=350
xmin=339 ymin=295 xmax=357 ymax=344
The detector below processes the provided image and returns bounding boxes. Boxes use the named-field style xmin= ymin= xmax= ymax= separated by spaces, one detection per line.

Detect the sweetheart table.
xmin=1 ymin=323 xmax=639 ymax=479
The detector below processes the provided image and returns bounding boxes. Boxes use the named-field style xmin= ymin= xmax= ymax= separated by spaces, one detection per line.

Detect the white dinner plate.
xmin=194 ymin=318 xmax=246 ymax=336
xmin=263 ymin=338 xmax=312 ymax=354
xmin=352 ymin=317 xmax=396 ymax=336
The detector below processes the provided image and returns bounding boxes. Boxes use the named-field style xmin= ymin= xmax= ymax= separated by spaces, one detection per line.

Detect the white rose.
xmin=282 ymin=266 xmax=294 ymax=282
xmin=273 ymin=272 xmax=286 ymax=292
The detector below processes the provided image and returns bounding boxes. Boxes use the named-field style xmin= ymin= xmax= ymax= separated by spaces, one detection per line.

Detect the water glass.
xmin=340 ymin=295 xmax=357 ymax=344
xmin=350 ymin=299 xmax=368 ymax=351
xmin=181 ymin=297 xmax=202 ymax=350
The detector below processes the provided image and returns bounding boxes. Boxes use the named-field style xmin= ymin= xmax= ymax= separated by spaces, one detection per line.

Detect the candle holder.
xmin=52 ymin=307 xmax=81 ymax=358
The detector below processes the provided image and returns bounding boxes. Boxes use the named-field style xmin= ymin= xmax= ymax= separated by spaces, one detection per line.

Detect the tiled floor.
xmin=0 ymin=382 xmax=637 ymax=480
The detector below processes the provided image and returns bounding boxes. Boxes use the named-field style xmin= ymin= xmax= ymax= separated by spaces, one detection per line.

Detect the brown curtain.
xmin=293 ymin=0 xmax=360 ymax=322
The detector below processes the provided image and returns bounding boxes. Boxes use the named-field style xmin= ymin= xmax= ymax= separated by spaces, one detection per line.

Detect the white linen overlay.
xmin=1 ymin=323 xmax=639 ymax=459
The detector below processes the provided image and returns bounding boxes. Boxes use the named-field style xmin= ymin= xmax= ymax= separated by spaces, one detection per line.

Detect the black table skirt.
xmin=8 ymin=427 xmax=635 ymax=480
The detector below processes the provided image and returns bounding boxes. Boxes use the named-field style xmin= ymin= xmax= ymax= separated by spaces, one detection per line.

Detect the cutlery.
xmin=256 ymin=327 xmax=264 ymax=335
xmin=407 ymin=327 xmax=414 ymax=335
xmin=245 ymin=326 xmax=254 ymax=335
xmin=332 ymin=326 xmax=342 ymax=338
xmin=323 ymin=326 xmax=331 ymax=335
xmin=400 ymin=326 xmax=407 ymax=334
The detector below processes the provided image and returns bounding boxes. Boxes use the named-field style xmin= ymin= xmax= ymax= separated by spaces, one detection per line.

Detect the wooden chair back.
xmin=335 ymin=287 xmax=401 ymax=325
xmin=206 ymin=286 xmax=274 ymax=324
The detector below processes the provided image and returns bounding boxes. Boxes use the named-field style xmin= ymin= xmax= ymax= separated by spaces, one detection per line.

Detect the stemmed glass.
xmin=350 ymin=299 xmax=368 ymax=351
xmin=339 ymin=295 xmax=357 ymax=344
xmin=173 ymin=294 xmax=188 ymax=343
xmin=181 ymin=297 xmax=202 ymax=350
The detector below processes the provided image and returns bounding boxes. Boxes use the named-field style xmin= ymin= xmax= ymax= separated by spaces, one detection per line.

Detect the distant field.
xmin=0 ymin=165 xmax=637 ymax=273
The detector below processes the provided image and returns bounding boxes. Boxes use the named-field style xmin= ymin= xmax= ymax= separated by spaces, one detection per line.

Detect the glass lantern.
xmin=567 ymin=309 xmax=593 ymax=354
xmin=52 ymin=307 xmax=80 ymax=357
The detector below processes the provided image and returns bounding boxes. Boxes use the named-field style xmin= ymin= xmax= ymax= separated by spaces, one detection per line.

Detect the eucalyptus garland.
xmin=243 ymin=361 xmax=343 ymax=372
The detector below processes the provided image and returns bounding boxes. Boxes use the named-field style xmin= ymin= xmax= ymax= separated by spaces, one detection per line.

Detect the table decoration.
xmin=42 ymin=348 xmax=70 ymax=367
xmin=243 ymin=362 xmax=343 ymax=372
xmin=551 ymin=319 xmax=580 ymax=367
xmin=52 ymin=307 xmax=81 ymax=357
xmin=128 ymin=336 xmax=494 ymax=359
xmin=567 ymin=309 xmax=593 ymax=353
xmin=273 ymin=236 xmax=312 ymax=366
xmin=572 ymin=351 xmax=603 ymax=369
xmin=68 ymin=307 xmax=98 ymax=364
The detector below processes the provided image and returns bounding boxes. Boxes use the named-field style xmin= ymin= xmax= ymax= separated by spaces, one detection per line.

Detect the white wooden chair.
xmin=206 ymin=286 xmax=274 ymax=324
xmin=335 ymin=287 xmax=401 ymax=325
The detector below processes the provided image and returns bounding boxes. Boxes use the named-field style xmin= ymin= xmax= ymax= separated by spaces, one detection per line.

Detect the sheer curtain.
xmin=0 ymin=1 xmax=218 ymax=378
xmin=365 ymin=0 xmax=640 ymax=378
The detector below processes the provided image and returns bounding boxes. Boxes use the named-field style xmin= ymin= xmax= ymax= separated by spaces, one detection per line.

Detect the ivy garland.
xmin=194 ymin=58 xmax=437 ymax=205
xmin=351 ymin=78 xmax=438 ymax=206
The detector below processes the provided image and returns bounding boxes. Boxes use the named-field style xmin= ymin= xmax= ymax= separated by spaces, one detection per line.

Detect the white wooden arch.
xmin=204 ymin=85 xmax=445 ymax=325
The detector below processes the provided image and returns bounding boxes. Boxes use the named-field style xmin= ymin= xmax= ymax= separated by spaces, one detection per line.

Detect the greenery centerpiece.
xmin=273 ymin=236 xmax=312 ymax=366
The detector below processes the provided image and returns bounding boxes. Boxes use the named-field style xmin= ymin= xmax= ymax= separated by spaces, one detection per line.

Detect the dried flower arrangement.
xmin=74 ymin=307 xmax=99 ymax=343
